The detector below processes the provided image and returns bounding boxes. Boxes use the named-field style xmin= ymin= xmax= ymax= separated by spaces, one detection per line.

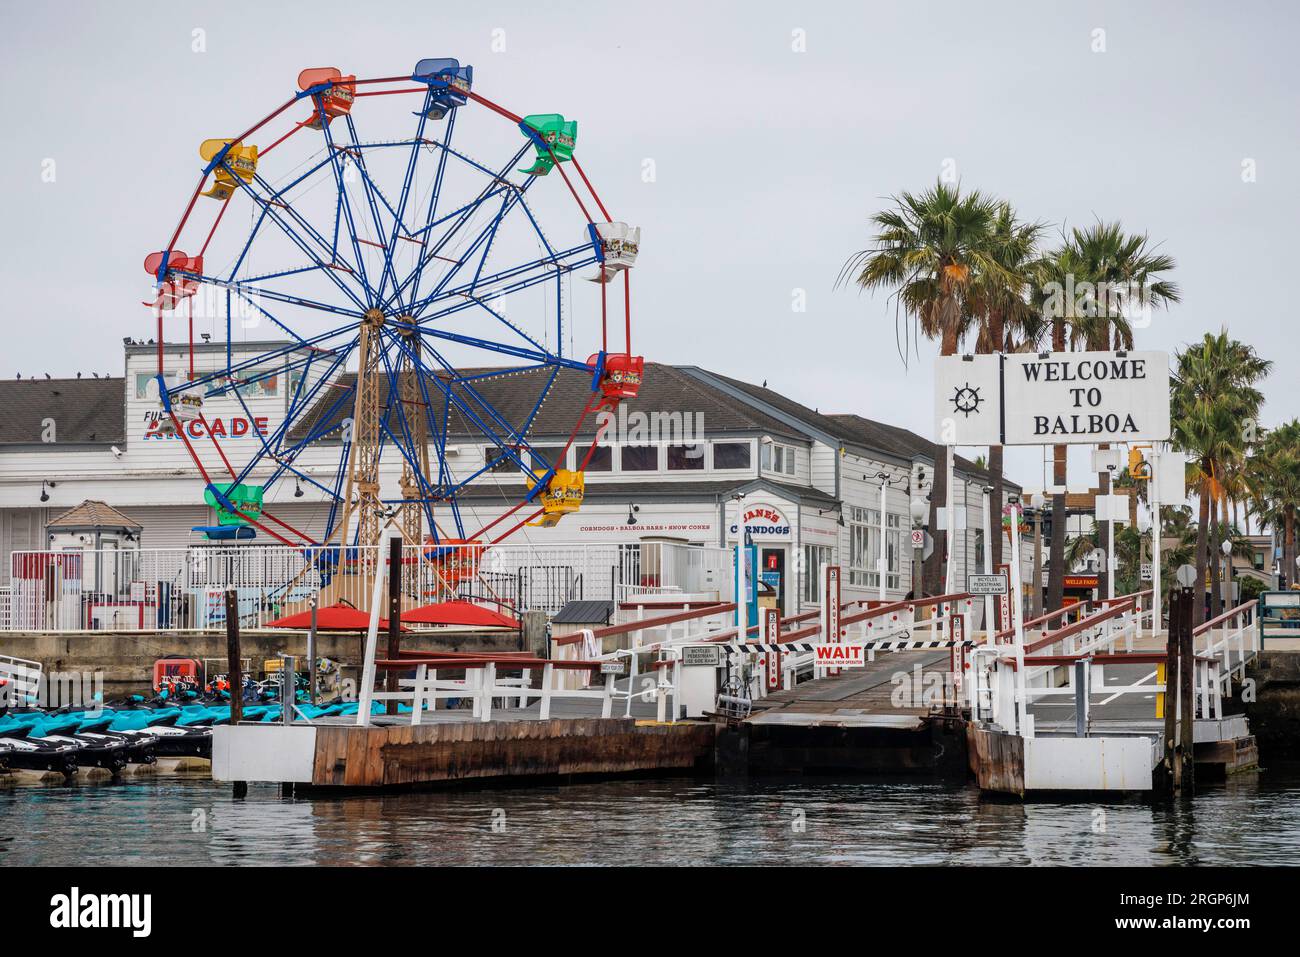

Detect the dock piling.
xmin=225 ymin=587 xmax=247 ymax=799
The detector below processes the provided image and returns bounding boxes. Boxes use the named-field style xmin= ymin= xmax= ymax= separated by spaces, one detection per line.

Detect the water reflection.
xmin=2 ymin=768 xmax=1298 ymax=866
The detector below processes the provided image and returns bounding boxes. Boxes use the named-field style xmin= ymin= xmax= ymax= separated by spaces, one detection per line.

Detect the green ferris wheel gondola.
xmin=519 ymin=114 xmax=577 ymax=176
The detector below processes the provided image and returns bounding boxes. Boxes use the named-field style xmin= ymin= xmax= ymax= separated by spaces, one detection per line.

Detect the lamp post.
xmin=877 ymin=473 xmax=890 ymax=602
xmin=1030 ymin=493 xmax=1046 ymax=618
xmin=1221 ymin=537 xmax=1234 ymax=610
xmin=910 ymin=496 xmax=929 ymax=599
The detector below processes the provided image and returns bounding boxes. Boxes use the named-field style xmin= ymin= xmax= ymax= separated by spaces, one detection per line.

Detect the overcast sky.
xmin=3 ymin=1 xmax=1297 ymax=491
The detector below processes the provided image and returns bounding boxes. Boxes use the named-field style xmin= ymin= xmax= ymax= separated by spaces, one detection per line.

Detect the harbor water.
xmin=3 ymin=769 xmax=1298 ymax=866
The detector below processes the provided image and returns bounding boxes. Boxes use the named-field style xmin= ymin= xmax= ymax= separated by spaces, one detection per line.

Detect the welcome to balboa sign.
xmin=935 ymin=351 xmax=1171 ymax=446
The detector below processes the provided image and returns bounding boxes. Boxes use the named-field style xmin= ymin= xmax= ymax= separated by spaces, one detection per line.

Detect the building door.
xmin=760 ymin=547 xmax=786 ymax=614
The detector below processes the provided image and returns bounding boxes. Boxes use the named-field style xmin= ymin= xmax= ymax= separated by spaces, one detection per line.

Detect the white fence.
xmin=4 ymin=542 xmax=732 ymax=633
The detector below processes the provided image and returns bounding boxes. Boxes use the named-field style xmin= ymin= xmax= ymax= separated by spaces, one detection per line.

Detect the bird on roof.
xmin=76 ymin=372 xmax=82 ymax=379
xmin=44 ymin=373 xmax=51 ymax=379
xmin=14 ymin=373 xmax=19 ymax=380
xmin=762 ymin=379 xmax=767 ymax=388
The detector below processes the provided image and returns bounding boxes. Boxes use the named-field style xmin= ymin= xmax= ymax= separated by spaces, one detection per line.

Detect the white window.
xmin=801 ymin=544 xmax=836 ymax=604
xmin=712 ymin=441 xmax=752 ymax=470
xmin=761 ymin=441 xmax=796 ymax=476
xmin=848 ymin=506 xmax=902 ymax=589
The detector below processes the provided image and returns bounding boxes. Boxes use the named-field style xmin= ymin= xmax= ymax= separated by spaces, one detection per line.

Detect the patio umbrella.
xmin=265 ymin=603 xmax=404 ymax=631
xmin=401 ymin=600 xmax=520 ymax=629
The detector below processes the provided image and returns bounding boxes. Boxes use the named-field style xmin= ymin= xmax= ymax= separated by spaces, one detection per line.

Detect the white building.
xmin=0 ymin=340 xmax=1030 ymax=618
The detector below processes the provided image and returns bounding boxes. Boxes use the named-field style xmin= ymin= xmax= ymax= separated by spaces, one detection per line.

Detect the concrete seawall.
xmin=1246 ymin=651 xmax=1300 ymax=761
xmin=1 ymin=627 xmax=531 ymax=696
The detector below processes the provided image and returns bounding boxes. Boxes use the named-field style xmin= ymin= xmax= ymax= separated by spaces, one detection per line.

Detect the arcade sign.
xmin=143 ymin=412 xmax=270 ymax=441
xmin=935 ymin=351 xmax=1171 ymax=446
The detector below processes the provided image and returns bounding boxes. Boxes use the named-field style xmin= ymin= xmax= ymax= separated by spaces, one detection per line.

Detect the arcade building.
xmin=0 ymin=340 xmax=1030 ymax=618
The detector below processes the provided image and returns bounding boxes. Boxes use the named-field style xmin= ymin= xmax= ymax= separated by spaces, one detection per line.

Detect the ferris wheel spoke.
xmin=181 ymin=319 xmax=363 ymax=399
xmin=338 ymin=115 xmax=408 ymax=303
xmin=373 ymin=90 xmax=436 ymax=309
xmin=416 ymin=174 xmax=541 ymax=306
xmin=408 ymin=108 xmax=457 ymax=303
xmin=270 ymin=338 xmax=359 ymax=456
xmin=318 ymin=118 xmax=380 ymax=301
xmin=387 ymin=332 xmax=533 ymax=471
xmin=410 ymin=247 xmax=598 ymax=327
xmin=383 ymin=142 xmax=533 ymax=313
xmin=226 ymin=171 xmax=372 ymax=311
xmin=239 ymin=161 xmax=371 ymax=290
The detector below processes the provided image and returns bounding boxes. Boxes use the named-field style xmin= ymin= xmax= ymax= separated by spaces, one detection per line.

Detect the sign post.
xmin=1007 ymin=504 xmax=1029 ymax=736
xmin=821 ymin=564 xmax=842 ymax=677
xmin=763 ymin=607 xmax=781 ymax=690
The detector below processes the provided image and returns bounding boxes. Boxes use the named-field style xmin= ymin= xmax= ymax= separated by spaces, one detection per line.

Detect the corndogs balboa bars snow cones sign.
xmin=934 ymin=351 xmax=1171 ymax=446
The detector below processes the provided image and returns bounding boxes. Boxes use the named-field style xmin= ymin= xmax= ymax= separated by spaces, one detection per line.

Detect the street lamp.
xmin=909 ymin=496 xmax=928 ymax=598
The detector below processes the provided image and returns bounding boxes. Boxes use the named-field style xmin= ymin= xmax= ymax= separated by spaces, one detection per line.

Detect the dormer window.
xmin=761 ymin=441 xmax=796 ymax=476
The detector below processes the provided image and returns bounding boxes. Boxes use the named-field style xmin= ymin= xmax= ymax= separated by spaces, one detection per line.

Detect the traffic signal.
xmin=1128 ymin=447 xmax=1151 ymax=479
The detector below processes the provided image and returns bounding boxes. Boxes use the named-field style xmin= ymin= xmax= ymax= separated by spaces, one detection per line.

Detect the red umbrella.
xmin=401 ymin=600 xmax=520 ymax=629
xmin=265 ymin=603 xmax=405 ymax=631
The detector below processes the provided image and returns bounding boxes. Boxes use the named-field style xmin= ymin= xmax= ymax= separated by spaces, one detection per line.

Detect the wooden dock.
xmin=733 ymin=649 xmax=969 ymax=777
xmin=213 ymin=714 xmax=716 ymax=792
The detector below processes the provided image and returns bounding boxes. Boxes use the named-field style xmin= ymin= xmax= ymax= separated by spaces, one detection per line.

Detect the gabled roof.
xmin=680 ymin=369 xmax=1018 ymax=489
xmin=0 ymin=378 xmax=125 ymax=446
xmin=288 ymin=362 xmax=805 ymax=445
xmin=47 ymin=500 xmax=142 ymax=531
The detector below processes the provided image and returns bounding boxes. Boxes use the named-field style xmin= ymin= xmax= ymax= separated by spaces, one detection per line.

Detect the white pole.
xmin=944 ymin=445 xmax=956 ymax=596
xmin=734 ymin=543 xmax=747 ymax=685
xmin=1008 ymin=503 xmax=1029 ymax=736
xmin=878 ymin=479 xmax=888 ymax=603
xmin=356 ymin=530 xmax=399 ymax=727
xmin=1107 ymin=512 xmax=1116 ymax=601
xmin=982 ymin=488 xmax=994 ymax=638
xmin=1150 ymin=446 xmax=1162 ymax=638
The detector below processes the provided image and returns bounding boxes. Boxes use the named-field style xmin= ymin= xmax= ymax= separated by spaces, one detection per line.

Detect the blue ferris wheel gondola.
xmin=411 ymin=58 xmax=473 ymax=120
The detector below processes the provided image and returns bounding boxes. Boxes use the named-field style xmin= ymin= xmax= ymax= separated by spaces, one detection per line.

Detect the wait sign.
xmin=814 ymin=644 xmax=864 ymax=671
xmin=935 ymin=351 xmax=1171 ymax=446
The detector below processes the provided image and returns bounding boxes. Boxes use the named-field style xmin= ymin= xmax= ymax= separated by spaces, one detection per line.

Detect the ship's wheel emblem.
xmin=951 ymin=382 xmax=983 ymax=417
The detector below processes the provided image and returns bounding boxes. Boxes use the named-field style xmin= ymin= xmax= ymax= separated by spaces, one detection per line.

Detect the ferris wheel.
xmin=143 ymin=60 xmax=643 ymax=570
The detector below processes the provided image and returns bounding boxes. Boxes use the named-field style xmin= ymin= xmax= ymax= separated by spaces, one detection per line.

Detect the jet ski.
xmin=2 ymin=713 xmax=132 ymax=773
xmin=97 ymin=702 xmax=213 ymax=758
xmin=0 ymin=723 xmax=80 ymax=776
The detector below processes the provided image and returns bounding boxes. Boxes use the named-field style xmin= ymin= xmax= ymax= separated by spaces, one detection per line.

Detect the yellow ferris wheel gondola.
xmin=199 ymin=139 xmax=259 ymax=200
xmin=526 ymin=469 xmax=584 ymax=527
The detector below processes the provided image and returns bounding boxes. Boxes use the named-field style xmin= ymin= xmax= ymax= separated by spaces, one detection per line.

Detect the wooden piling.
xmin=225 ymin=589 xmax=243 ymax=725
xmin=1161 ymin=587 xmax=1196 ymax=794
xmin=1161 ymin=590 xmax=1179 ymax=788
xmin=1177 ymin=587 xmax=1196 ymax=794
xmin=225 ymin=587 xmax=247 ymax=799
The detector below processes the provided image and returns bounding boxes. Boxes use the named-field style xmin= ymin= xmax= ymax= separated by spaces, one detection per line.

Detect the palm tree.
xmin=962 ymin=203 xmax=1044 ymax=584
xmin=1171 ymin=332 xmax=1271 ymax=624
xmin=1250 ymin=421 xmax=1300 ymax=589
xmin=1029 ymin=244 xmax=1087 ymax=612
xmin=843 ymin=182 xmax=1005 ymax=594
xmin=1063 ymin=222 xmax=1181 ymax=599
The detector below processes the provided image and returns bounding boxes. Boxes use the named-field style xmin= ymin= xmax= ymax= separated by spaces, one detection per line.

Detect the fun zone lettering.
xmin=143 ymin=414 xmax=268 ymax=440
xmin=1020 ymin=357 xmax=1147 ymax=437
